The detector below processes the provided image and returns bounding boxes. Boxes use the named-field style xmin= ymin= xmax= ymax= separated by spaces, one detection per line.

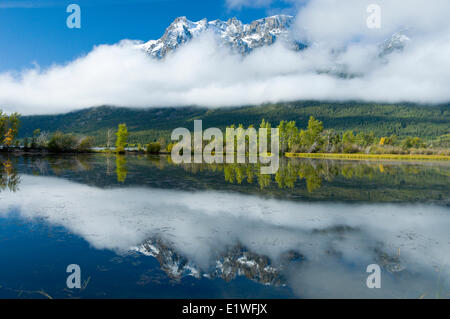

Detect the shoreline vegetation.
xmin=2 ymin=148 xmax=449 ymax=162
xmin=2 ymin=110 xmax=449 ymax=161
xmin=285 ymin=152 xmax=450 ymax=161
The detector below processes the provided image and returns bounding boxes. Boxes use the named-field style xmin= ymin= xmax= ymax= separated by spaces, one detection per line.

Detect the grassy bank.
xmin=285 ymin=153 xmax=450 ymax=161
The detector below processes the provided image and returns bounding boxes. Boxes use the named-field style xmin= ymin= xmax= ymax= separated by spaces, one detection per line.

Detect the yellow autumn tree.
xmin=3 ymin=129 xmax=14 ymax=147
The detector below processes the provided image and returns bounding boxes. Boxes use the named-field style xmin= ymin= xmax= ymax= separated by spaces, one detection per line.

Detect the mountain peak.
xmin=138 ymin=15 xmax=299 ymax=58
xmin=379 ymin=32 xmax=411 ymax=57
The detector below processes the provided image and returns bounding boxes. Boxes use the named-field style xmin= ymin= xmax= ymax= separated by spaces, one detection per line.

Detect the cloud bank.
xmin=1 ymin=0 xmax=450 ymax=115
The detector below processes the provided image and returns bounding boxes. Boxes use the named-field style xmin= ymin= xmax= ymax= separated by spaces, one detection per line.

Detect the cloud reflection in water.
xmin=0 ymin=175 xmax=448 ymax=298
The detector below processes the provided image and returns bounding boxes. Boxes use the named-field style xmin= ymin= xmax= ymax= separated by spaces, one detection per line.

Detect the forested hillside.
xmin=19 ymin=101 xmax=450 ymax=146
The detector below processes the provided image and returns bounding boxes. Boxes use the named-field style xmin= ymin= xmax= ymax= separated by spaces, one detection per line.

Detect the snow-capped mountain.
xmin=379 ymin=32 xmax=410 ymax=56
xmin=132 ymin=237 xmax=406 ymax=285
xmin=138 ymin=15 xmax=304 ymax=58
xmin=133 ymin=238 xmax=295 ymax=285
xmin=137 ymin=14 xmax=409 ymax=61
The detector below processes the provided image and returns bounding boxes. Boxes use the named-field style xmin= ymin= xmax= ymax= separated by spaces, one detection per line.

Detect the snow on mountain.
xmin=379 ymin=32 xmax=411 ymax=56
xmin=137 ymin=14 xmax=409 ymax=62
xmin=133 ymin=238 xmax=293 ymax=285
xmin=137 ymin=15 xmax=304 ymax=58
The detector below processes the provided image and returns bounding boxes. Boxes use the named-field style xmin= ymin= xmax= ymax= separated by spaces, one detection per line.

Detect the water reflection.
xmin=0 ymin=158 xmax=20 ymax=192
xmin=7 ymin=155 xmax=449 ymax=202
xmin=115 ymin=155 xmax=128 ymax=183
xmin=0 ymin=155 xmax=449 ymax=298
xmin=17 ymin=155 xmax=93 ymax=176
xmin=157 ymin=156 xmax=449 ymax=203
xmin=171 ymin=159 xmax=449 ymax=193
xmin=0 ymin=172 xmax=448 ymax=298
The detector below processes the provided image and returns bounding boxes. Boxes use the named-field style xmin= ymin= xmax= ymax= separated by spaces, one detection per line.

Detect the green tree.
xmin=259 ymin=119 xmax=272 ymax=151
xmin=401 ymin=136 xmax=425 ymax=149
xmin=385 ymin=134 xmax=398 ymax=146
xmin=8 ymin=113 xmax=20 ymax=141
xmin=298 ymin=116 xmax=324 ymax=152
xmin=355 ymin=131 xmax=375 ymax=147
xmin=47 ymin=132 xmax=78 ymax=152
xmin=278 ymin=120 xmax=298 ymax=152
xmin=115 ymin=124 xmax=128 ymax=154
xmin=285 ymin=121 xmax=299 ymax=151
xmin=278 ymin=120 xmax=288 ymax=152
xmin=31 ymin=129 xmax=41 ymax=148
xmin=0 ymin=111 xmax=21 ymax=147
xmin=322 ymin=129 xmax=342 ymax=152
xmin=343 ymin=130 xmax=356 ymax=144
xmin=0 ymin=111 xmax=9 ymax=141
xmin=78 ymin=136 xmax=94 ymax=152
xmin=307 ymin=116 xmax=323 ymax=136
xmin=147 ymin=142 xmax=161 ymax=154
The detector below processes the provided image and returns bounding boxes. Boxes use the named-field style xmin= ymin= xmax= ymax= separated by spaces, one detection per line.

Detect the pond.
xmin=0 ymin=154 xmax=449 ymax=298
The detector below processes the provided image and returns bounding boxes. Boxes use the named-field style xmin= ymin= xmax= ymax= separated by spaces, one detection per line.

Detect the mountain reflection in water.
xmin=0 ymin=154 xmax=448 ymax=298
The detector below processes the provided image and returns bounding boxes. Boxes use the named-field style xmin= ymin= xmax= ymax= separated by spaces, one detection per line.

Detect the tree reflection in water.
xmin=116 ymin=155 xmax=128 ymax=183
xmin=0 ymin=158 xmax=20 ymax=192
xmin=161 ymin=156 xmax=449 ymax=194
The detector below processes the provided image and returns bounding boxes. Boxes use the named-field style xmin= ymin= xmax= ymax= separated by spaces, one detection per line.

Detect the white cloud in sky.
xmin=293 ymin=0 xmax=450 ymax=44
xmin=0 ymin=0 xmax=450 ymax=115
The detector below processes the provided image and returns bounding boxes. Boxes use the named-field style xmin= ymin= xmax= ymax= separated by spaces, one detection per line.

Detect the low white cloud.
xmin=294 ymin=0 xmax=450 ymax=44
xmin=0 ymin=0 xmax=449 ymax=115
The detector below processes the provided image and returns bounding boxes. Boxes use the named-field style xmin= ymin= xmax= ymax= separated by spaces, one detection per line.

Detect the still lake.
xmin=0 ymin=154 xmax=449 ymax=298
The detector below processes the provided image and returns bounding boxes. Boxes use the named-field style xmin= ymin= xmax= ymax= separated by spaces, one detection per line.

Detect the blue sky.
xmin=0 ymin=0 xmax=295 ymax=71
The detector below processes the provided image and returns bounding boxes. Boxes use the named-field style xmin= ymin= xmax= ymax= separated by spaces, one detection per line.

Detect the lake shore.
xmin=2 ymin=148 xmax=450 ymax=161
xmin=285 ymin=152 xmax=450 ymax=161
